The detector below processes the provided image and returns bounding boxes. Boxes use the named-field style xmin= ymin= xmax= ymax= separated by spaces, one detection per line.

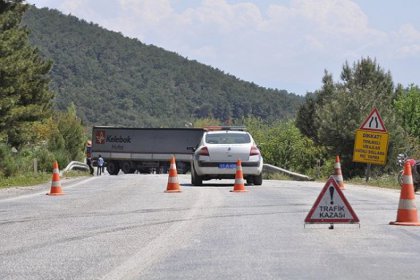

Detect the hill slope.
xmin=22 ymin=6 xmax=303 ymax=127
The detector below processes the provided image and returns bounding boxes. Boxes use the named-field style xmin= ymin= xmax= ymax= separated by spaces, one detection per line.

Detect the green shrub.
xmin=0 ymin=144 xmax=19 ymax=177
xmin=52 ymin=149 xmax=71 ymax=171
xmin=245 ymin=118 xmax=328 ymax=176
xmin=33 ymin=147 xmax=55 ymax=172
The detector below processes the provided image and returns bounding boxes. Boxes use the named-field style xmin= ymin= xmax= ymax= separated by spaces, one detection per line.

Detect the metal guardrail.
xmin=60 ymin=161 xmax=90 ymax=176
xmin=59 ymin=161 xmax=312 ymax=180
xmin=263 ymin=164 xmax=314 ymax=181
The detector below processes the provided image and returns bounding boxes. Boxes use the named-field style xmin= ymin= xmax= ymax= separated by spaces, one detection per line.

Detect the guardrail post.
xmin=33 ymin=158 xmax=38 ymax=174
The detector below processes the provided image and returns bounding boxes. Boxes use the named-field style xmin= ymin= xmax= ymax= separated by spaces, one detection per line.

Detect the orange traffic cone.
xmin=231 ymin=160 xmax=247 ymax=192
xmin=165 ymin=156 xmax=181 ymax=193
xmin=390 ymin=162 xmax=420 ymax=226
xmin=333 ymin=155 xmax=345 ymax=190
xmin=47 ymin=161 xmax=64 ymax=196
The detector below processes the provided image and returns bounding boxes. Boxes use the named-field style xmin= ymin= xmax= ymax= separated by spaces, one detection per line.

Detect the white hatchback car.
xmin=190 ymin=127 xmax=263 ymax=186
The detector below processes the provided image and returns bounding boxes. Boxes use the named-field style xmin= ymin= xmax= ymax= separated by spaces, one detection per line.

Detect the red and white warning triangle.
xmin=359 ymin=107 xmax=387 ymax=132
xmin=305 ymin=177 xmax=359 ymax=224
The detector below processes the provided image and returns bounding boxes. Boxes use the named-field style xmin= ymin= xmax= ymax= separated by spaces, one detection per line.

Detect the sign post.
xmin=352 ymin=108 xmax=389 ymax=180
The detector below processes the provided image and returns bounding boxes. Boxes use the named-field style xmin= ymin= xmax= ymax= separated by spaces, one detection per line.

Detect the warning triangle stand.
xmin=304 ymin=176 xmax=359 ymax=229
xmin=359 ymin=107 xmax=387 ymax=132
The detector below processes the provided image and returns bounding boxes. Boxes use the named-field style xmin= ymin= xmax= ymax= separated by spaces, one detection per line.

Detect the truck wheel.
xmin=121 ymin=161 xmax=132 ymax=174
xmin=176 ymin=162 xmax=187 ymax=174
xmin=253 ymin=174 xmax=263 ymax=186
xmin=191 ymin=166 xmax=202 ymax=186
xmin=138 ymin=168 xmax=151 ymax=174
xmin=107 ymin=161 xmax=120 ymax=175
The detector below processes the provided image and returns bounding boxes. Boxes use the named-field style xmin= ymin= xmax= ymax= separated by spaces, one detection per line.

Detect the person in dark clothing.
xmin=85 ymin=140 xmax=94 ymax=175
xmin=87 ymin=157 xmax=94 ymax=175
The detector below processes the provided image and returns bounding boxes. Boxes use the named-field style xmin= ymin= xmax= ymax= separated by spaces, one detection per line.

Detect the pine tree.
xmin=0 ymin=0 xmax=53 ymax=148
xmin=395 ymin=85 xmax=420 ymax=139
xmin=315 ymin=57 xmax=402 ymax=177
xmin=296 ymin=70 xmax=335 ymax=144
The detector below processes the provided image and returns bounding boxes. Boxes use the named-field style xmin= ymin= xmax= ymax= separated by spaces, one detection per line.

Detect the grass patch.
xmin=61 ymin=170 xmax=90 ymax=179
xmin=0 ymin=170 xmax=89 ymax=189
xmin=347 ymin=174 xmax=400 ymax=190
xmin=264 ymin=172 xmax=292 ymax=180
xmin=0 ymin=173 xmax=51 ymax=189
xmin=264 ymin=170 xmax=401 ymax=190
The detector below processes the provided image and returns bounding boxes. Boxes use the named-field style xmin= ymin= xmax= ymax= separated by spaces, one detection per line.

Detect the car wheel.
xmin=191 ymin=165 xmax=203 ymax=186
xmin=253 ymin=174 xmax=263 ymax=185
xmin=246 ymin=177 xmax=254 ymax=185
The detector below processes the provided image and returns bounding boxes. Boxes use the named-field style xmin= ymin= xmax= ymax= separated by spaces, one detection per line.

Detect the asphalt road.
xmin=1 ymin=174 xmax=420 ymax=280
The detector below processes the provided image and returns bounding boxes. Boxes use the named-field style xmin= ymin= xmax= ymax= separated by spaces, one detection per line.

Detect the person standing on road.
xmin=101 ymin=158 xmax=106 ymax=174
xmin=97 ymin=155 xmax=104 ymax=176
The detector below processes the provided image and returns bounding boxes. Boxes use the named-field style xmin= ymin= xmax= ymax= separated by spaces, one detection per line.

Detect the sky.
xmin=26 ymin=0 xmax=420 ymax=96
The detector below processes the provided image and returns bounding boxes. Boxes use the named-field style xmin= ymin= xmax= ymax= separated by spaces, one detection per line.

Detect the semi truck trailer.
xmin=91 ymin=126 xmax=205 ymax=175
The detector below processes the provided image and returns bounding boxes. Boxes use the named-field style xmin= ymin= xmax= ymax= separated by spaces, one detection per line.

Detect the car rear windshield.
xmin=205 ymin=133 xmax=251 ymax=144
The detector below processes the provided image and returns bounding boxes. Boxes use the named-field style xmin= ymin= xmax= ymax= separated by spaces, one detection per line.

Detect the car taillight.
xmin=250 ymin=146 xmax=260 ymax=156
xmin=199 ymin=146 xmax=209 ymax=156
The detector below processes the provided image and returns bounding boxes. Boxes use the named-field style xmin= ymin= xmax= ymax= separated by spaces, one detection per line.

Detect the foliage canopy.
xmin=296 ymin=57 xmax=419 ymax=177
xmin=0 ymin=0 xmax=54 ymax=148
xmin=22 ymin=6 xmax=304 ymax=127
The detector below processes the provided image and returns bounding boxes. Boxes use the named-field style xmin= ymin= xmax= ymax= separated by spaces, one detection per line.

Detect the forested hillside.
xmin=22 ymin=6 xmax=303 ymax=127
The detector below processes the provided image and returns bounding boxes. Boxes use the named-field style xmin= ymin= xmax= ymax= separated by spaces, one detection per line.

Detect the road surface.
xmin=0 ymin=174 xmax=419 ymax=279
